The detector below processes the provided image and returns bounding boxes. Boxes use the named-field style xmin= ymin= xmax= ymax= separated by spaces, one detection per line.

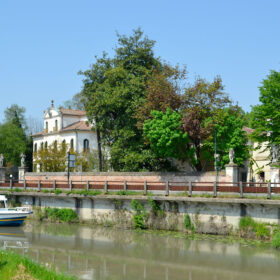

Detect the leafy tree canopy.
xmin=250 ymin=70 xmax=280 ymax=151
xmin=0 ymin=122 xmax=27 ymax=166
xmin=203 ymin=107 xmax=249 ymax=168
xmin=143 ymin=108 xmax=194 ymax=162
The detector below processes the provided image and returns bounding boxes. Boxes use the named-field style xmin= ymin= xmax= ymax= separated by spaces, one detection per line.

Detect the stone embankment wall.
xmin=11 ymin=193 xmax=280 ymax=235
xmin=25 ymin=171 xmax=229 ymax=183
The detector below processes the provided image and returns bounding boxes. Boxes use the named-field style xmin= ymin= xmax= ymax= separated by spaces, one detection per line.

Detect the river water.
xmin=1 ymin=223 xmax=280 ymax=280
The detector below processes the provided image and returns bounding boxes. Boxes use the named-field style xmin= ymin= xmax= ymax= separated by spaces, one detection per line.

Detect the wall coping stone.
xmin=25 ymin=171 xmax=226 ymax=177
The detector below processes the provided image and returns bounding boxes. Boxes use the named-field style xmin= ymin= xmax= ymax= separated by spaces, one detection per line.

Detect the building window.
xmin=83 ymin=139 xmax=89 ymax=152
xmin=40 ymin=142 xmax=43 ymax=150
xmin=34 ymin=143 xmax=37 ymax=152
xmin=54 ymin=140 xmax=57 ymax=150
xmin=46 ymin=122 xmax=48 ymax=130
xmin=70 ymin=139 xmax=74 ymax=150
xmin=45 ymin=142 xmax=48 ymax=149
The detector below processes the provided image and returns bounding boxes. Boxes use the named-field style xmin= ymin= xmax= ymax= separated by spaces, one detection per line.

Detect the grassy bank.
xmin=0 ymin=250 xmax=76 ymax=280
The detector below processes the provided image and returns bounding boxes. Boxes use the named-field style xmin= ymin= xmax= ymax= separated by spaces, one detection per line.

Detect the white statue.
xmin=20 ymin=153 xmax=26 ymax=167
xmin=229 ymin=148 xmax=234 ymax=164
xmin=0 ymin=154 xmax=3 ymax=167
xmin=272 ymin=144 xmax=279 ymax=163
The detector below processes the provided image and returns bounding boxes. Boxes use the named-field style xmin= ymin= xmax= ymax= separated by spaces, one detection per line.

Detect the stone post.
xmin=18 ymin=167 xmax=28 ymax=183
xmin=0 ymin=167 xmax=6 ymax=183
xmin=225 ymin=163 xmax=239 ymax=183
xmin=270 ymin=165 xmax=279 ymax=185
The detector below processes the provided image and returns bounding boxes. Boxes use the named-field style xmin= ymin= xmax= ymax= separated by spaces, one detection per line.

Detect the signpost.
xmin=67 ymin=152 xmax=76 ymax=182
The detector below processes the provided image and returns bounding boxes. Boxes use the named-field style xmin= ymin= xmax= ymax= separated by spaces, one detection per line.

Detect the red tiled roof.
xmin=32 ymin=131 xmax=43 ymax=137
xmin=61 ymin=121 xmax=92 ymax=131
xmin=242 ymin=126 xmax=255 ymax=135
xmin=59 ymin=108 xmax=86 ymax=116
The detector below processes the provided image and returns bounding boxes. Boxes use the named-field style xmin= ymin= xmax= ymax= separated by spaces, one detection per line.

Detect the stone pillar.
xmin=225 ymin=163 xmax=239 ymax=183
xmin=18 ymin=167 xmax=28 ymax=183
xmin=270 ymin=165 xmax=279 ymax=184
xmin=0 ymin=167 xmax=6 ymax=182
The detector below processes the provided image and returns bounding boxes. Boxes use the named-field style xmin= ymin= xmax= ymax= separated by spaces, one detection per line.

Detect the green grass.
xmin=115 ymin=190 xmax=140 ymax=195
xmin=0 ymin=250 xmax=76 ymax=280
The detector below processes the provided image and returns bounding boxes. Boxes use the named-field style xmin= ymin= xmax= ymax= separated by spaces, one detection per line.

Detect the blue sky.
xmin=0 ymin=0 xmax=280 ymax=124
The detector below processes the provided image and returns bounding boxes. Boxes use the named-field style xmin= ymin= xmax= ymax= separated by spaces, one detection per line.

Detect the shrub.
xmin=54 ymin=189 xmax=62 ymax=195
xmin=255 ymin=223 xmax=270 ymax=239
xmin=239 ymin=216 xmax=270 ymax=239
xmin=44 ymin=207 xmax=78 ymax=223
xmin=131 ymin=200 xmax=148 ymax=229
xmin=239 ymin=216 xmax=257 ymax=230
xmin=184 ymin=214 xmax=195 ymax=232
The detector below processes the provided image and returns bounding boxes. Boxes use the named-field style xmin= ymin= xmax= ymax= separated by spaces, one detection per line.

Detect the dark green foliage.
xmin=80 ymin=29 xmax=177 ymax=171
xmin=184 ymin=214 xmax=195 ymax=232
xmin=148 ymin=198 xmax=164 ymax=217
xmin=131 ymin=199 xmax=148 ymax=229
xmin=0 ymin=104 xmax=32 ymax=169
xmin=44 ymin=207 xmax=78 ymax=223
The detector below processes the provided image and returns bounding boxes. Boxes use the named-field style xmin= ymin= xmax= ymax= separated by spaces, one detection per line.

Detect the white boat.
xmin=0 ymin=195 xmax=33 ymax=226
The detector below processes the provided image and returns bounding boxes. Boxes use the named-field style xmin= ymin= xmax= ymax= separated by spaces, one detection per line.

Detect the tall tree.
xmin=80 ymin=29 xmax=173 ymax=171
xmin=79 ymin=53 xmax=112 ymax=171
xmin=4 ymin=104 xmax=27 ymax=130
xmin=250 ymin=70 xmax=280 ymax=158
xmin=0 ymin=122 xmax=27 ymax=166
xmin=182 ymin=77 xmax=230 ymax=171
xmin=203 ymin=107 xmax=249 ymax=168
xmin=1 ymin=104 xmax=32 ymax=169
xmin=134 ymin=65 xmax=185 ymax=129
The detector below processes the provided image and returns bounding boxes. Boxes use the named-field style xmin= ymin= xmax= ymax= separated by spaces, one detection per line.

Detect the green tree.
xmin=33 ymin=142 xmax=68 ymax=172
xmin=182 ymin=77 xmax=231 ymax=171
xmin=80 ymin=28 xmax=173 ymax=171
xmin=143 ymin=109 xmax=194 ymax=163
xmin=0 ymin=104 xmax=32 ymax=169
xmin=250 ymin=70 xmax=280 ymax=155
xmin=203 ymin=107 xmax=249 ymax=168
xmin=4 ymin=104 xmax=27 ymax=130
xmin=0 ymin=122 xmax=27 ymax=166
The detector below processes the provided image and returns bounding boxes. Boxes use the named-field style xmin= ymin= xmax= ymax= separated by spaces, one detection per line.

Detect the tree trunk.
xmin=194 ymin=143 xmax=202 ymax=171
xmin=95 ymin=119 xmax=103 ymax=172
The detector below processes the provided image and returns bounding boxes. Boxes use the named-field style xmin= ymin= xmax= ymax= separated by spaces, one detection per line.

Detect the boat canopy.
xmin=0 ymin=195 xmax=7 ymax=201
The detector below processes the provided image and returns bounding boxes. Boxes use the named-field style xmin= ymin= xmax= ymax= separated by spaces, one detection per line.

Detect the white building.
xmin=32 ymin=102 xmax=97 ymax=164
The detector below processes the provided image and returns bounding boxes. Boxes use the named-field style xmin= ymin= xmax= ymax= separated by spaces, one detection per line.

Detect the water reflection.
xmin=2 ymin=223 xmax=280 ymax=280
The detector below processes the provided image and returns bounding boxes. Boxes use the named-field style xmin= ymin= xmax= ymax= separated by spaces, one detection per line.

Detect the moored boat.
xmin=0 ymin=195 xmax=33 ymax=226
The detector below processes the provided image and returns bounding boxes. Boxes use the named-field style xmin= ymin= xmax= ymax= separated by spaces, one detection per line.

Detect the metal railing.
xmin=0 ymin=180 xmax=279 ymax=199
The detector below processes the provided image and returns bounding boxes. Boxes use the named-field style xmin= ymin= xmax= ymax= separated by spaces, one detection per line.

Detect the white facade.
xmin=32 ymin=103 xmax=97 ymax=156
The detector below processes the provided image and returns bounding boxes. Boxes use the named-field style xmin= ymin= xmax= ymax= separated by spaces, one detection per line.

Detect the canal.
xmin=1 ymin=223 xmax=280 ymax=280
